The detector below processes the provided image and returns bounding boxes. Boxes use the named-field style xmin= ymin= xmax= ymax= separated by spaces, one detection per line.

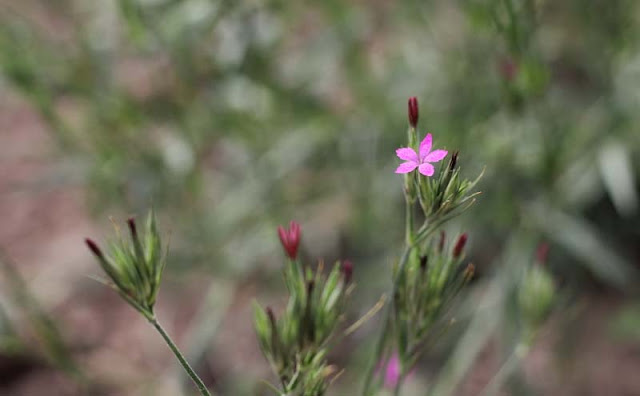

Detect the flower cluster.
xmin=364 ymin=97 xmax=482 ymax=394
xmin=254 ymin=221 xmax=353 ymax=395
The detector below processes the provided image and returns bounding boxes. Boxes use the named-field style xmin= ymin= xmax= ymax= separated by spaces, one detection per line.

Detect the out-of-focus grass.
xmin=0 ymin=0 xmax=639 ymax=394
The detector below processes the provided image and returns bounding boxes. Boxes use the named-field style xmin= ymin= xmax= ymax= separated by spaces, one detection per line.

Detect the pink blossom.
xmin=395 ymin=133 xmax=448 ymax=177
xmin=277 ymin=221 xmax=301 ymax=259
xmin=384 ymin=354 xmax=402 ymax=388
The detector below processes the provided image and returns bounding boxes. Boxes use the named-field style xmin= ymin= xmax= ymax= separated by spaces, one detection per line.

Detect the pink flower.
xmin=277 ymin=221 xmax=301 ymax=259
xmin=395 ymin=133 xmax=448 ymax=176
xmin=384 ymin=354 xmax=402 ymax=388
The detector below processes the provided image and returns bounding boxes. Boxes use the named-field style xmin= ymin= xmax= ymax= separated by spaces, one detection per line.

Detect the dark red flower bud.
xmin=85 ymin=238 xmax=104 ymax=259
xmin=536 ymin=243 xmax=549 ymax=265
xmin=306 ymin=280 xmax=315 ymax=295
xmin=277 ymin=221 xmax=301 ymax=259
xmin=408 ymin=97 xmax=419 ymax=128
xmin=419 ymin=255 xmax=428 ymax=272
xmin=449 ymin=151 xmax=459 ymax=171
xmin=498 ymin=57 xmax=518 ymax=81
xmin=341 ymin=260 xmax=353 ymax=283
xmin=266 ymin=306 xmax=276 ymax=325
xmin=452 ymin=233 xmax=468 ymax=258
xmin=127 ymin=217 xmax=138 ymax=239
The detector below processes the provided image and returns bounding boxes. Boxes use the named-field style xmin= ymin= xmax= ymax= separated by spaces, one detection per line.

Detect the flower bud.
xmin=449 ymin=151 xmax=459 ymax=171
xmin=408 ymin=97 xmax=419 ymax=128
xmin=341 ymin=260 xmax=353 ymax=283
xmin=452 ymin=233 xmax=468 ymax=258
xmin=277 ymin=221 xmax=301 ymax=260
xmin=536 ymin=243 xmax=549 ymax=265
xmin=85 ymin=238 xmax=104 ymax=259
xmin=419 ymin=255 xmax=428 ymax=272
xmin=127 ymin=217 xmax=138 ymax=239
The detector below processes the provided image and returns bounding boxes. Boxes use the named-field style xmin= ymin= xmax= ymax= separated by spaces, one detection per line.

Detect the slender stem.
xmin=150 ymin=318 xmax=212 ymax=396
xmin=361 ymin=246 xmax=412 ymax=395
xmin=393 ymin=369 xmax=406 ymax=396
xmin=405 ymin=189 xmax=415 ymax=246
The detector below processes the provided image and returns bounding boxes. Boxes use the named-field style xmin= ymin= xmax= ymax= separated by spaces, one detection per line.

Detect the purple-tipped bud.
xmin=452 ymin=233 xmax=468 ymax=258
xmin=277 ymin=221 xmax=301 ymax=260
xmin=127 ymin=217 xmax=138 ymax=240
xmin=341 ymin=260 xmax=353 ymax=283
xmin=449 ymin=151 xmax=459 ymax=171
xmin=536 ymin=243 xmax=549 ymax=265
xmin=85 ymin=238 xmax=104 ymax=259
xmin=419 ymin=255 xmax=428 ymax=272
xmin=438 ymin=231 xmax=446 ymax=253
xmin=408 ymin=97 xmax=419 ymax=128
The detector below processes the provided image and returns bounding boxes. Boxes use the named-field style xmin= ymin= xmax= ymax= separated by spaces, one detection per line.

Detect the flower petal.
xmin=395 ymin=161 xmax=418 ymax=174
xmin=418 ymin=163 xmax=435 ymax=176
xmin=424 ymin=149 xmax=448 ymax=163
xmin=419 ymin=133 xmax=433 ymax=160
xmin=395 ymin=147 xmax=418 ymax=162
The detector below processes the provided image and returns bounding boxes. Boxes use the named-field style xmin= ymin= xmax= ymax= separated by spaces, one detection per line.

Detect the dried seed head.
xmin=408 ymin=97 xmax=419 ymax=128
xmin=463 ymin=263 xmax=475 ymax=281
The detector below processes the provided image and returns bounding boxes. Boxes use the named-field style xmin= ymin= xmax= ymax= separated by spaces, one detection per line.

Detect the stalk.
xmin=150 ymin=318 xmax=212 ymax=396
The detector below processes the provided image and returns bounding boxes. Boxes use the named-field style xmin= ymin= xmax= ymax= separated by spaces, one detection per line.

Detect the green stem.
xmin=150 ymin=318 xmax=212 ymax=396
xmin=393 ymin=369 xmax=406 ymax=396
xmin=361 ymin=246 xmax=412 ymax=395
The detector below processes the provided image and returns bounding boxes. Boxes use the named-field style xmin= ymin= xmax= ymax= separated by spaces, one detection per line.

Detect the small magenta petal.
xmin=395 ymin=161 xmax=418 ymax=174
xmin=396 ymin=147 xmax=418 ymax=162
xmin=424 ymin=149 xmax=448 ymax=163
xmin=419 ymin=133 xmax=433 ymax=160
xmin=418 ymin=163 xmax=435 ymax=176
xmin=384 ymin=355 xmax=401 ymax=388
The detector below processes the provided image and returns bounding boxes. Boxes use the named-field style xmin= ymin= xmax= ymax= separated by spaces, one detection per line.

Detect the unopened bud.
xmin=449 ymin=151 xmax=459 ymax=171
xmin=408 ymin=97 xmax=419 ymax=128
xmin=266 ymin=307 xmax=276 ymax=326
xmin=277 ymin=221 xmax=301 ymax=260
xmin=127 ymin=217 xmax=138 ymax=239
xmin=306 ymin=280 xmax=315 ymax=295
xmin=85 ymin=238 xmax=104 ymax=259
xmin=536 ymin=243 xmax=549 ymax=265
xmin=341 ymin=260 xmax=353 ymax=283
xmin=452 ymin=233 xmax=468 ymax=258
xmin=419 ymin=255 xmax=428 ymax=272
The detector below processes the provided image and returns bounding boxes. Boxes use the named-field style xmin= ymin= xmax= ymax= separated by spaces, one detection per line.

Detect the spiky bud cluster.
xmin=85 ymin=211 xmax=166 ymax=320
xmin=254 ymin=222 xmax=353 ymax=395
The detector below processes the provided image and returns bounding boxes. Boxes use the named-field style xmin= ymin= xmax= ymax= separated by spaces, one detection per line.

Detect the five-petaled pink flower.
xmin=395 ymin=133 xmax=448 ymax=176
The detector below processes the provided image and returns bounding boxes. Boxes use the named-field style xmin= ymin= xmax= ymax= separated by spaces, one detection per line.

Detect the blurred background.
xmin=0 ymin=0 xmax=639 ymax=395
